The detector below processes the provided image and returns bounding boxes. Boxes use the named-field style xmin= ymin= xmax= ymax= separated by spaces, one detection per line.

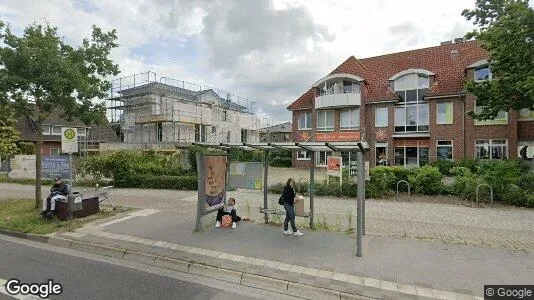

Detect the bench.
xmin=51 ymin=185 xmax=116 ymax=220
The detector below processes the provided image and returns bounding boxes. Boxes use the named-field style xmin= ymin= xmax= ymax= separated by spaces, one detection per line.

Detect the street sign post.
xmin=61 ymin=127 xmax=78 ymax=219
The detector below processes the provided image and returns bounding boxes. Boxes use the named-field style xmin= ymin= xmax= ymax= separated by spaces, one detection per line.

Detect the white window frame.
xmin=393 ymin=73 xmax=429 ymax=133
xmin=297 ymin=150 xmax=310 ymax=160
xmin=475 ymin=139 xmax=508 ymax=160
xmin=375 ymin=107 xmax=388 ymax=127
xmin=340 ymin=108 xmax=360 ymax=130
xmin=42 ymin=126 xmax=51 ymax=135
xmin=51 ymin=126 xmax=62 ymax=135
xmin=394 ymin=103 xmax=429 ymax=132
xmin=317 ymin=110 xmax=335 ymax=132
xmin=436 ymin=102 xmax=454 ymax=125
xmin=298 ymin=111 xmax=312 ymax=130
xmin=50 ymin=148 xmax=60 ymax=156
xmin=315 ymin=151 xmax=333 ymax=166
xmin=76 ymin=128 xmax=87 ymax=136
xmin=436 ymin=140 xmax=453 ymax=160
xmin=474 ymin=66 xmax=492 ymax=82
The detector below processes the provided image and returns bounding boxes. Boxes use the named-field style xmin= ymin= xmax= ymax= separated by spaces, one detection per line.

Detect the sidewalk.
xmin=55 ymin=209 xmax=534 ymax=299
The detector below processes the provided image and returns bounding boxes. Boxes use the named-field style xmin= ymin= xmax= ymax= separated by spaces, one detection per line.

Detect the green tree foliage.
xmin=0 ymin=98 xmax=20 ymax=157
xmin=0 ymin=20 xmax=120 ymax=208
xmin=462 ymin=0 xmax=534 ymax=120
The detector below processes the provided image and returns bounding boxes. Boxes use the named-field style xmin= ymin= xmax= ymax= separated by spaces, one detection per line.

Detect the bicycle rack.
xmin=476 ymin=184 xmax=493 ymax=208
xmin=396 ymin=180 xmax=411 ymax=199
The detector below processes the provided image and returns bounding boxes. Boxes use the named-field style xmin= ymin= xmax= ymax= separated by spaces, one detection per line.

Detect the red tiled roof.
xmin=287 ymin=40 xmax=489 ymax=110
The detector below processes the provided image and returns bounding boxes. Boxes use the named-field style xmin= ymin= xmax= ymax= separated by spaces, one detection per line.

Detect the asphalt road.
xmin=0 ymin=235 xmax=295 ymax=300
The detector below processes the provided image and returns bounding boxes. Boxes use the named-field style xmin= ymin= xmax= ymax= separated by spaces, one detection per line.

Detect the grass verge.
xmin=0 ymin=198 xmax=133 ymax=235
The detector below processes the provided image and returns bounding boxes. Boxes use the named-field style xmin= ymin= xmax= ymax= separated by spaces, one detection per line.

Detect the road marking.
xmin=0 ymin=279 xmax=46 ymax=300
xmin=98 ymin=209 xmax=160 ymax=227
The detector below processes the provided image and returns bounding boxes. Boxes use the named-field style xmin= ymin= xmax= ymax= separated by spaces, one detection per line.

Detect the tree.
xmin=0 ymin=98 xmax=20 ymax=158
xmin=462 ymin=0 xmax=534 ymax=120
xmin=0 ymin=20 xmax=120 ymax=208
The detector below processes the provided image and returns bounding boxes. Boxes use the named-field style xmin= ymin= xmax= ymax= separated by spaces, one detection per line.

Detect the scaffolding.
xmin=106 ymin=72 xmax=261 ymax=150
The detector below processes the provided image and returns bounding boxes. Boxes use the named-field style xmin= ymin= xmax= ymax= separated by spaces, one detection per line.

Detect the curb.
xmin=0 ymin=231 xmax=482 ymax=300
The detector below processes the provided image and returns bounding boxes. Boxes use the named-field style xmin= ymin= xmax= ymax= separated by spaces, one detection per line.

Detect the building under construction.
xmin=105 ymin=72 xmax=261 ymax=151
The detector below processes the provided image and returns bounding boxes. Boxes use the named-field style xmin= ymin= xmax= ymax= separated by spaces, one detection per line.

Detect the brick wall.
xmin=428 ymin=96 xmax=465 ymax=162
xmin=518 ymin=121 xmax=534 ymax=141
xmin=41 ymin=142 xmax=62 ymax=155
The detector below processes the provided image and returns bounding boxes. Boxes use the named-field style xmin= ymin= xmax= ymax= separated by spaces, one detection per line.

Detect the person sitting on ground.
xmin=215 ymin=197 xmax=241 ymax=229
xmin=41 ymin=177 xmax=69 ymax=219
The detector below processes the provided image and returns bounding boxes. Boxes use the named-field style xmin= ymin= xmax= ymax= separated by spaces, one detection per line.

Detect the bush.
xmin=269 ymin=157 xmax=292 ymax=167
xmin=367 ymin=171 xmax=396 ymax=198
xmin=501 ymin=184 xmax=528 ymax=206
xmin=450 ymin=166 xmax=472 ymax=177
xmin=409 ymin=166 xmax=444 ymax=195
xmin=457 ymin=158 xmax=477 ymax=173
xmin=115 ymin=174 xmax=197 ymax=190
xmin=432 ymin=159 xmax=455 ymax=176
xmin=476 ymin=160 xmax=523 ymax=200
xmin=450 ymin=172 xmax=482 ymax=201
xmin=527 ymin=194 xmax=534 ymax=208
xmin=518 ymin=172 xmax=534 ymax=194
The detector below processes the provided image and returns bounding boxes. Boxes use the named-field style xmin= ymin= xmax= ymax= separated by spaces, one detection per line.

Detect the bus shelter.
xmin=192 ymin=141 xmax=370 ymax=257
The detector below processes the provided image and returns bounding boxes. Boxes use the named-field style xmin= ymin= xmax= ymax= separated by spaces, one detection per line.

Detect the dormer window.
xmin=474 ymin=66 xmax=492 ymax=81
xmin=393 ymin=73 xmax=429 ymax=103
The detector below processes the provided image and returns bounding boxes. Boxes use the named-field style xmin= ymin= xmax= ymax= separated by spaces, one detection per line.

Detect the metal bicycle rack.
xmin=476 ymin=183 xmax=494 ymax=208
xmin=396 ymin=180 xmax=411 ymax=198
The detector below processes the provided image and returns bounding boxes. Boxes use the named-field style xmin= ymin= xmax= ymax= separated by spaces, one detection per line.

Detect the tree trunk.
xmin=35 ymin=114 xmax=43 ymax=209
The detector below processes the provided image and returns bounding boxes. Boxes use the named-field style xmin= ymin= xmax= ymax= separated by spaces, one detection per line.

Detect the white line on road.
xmin=97 ymin=209 xmax=160 ymax=227
xmin=0 ymin=279 xmax=46 ymax=300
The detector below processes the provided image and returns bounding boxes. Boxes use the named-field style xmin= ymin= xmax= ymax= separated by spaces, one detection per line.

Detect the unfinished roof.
xmin=288 ymin=40 xmax=489 ymax=110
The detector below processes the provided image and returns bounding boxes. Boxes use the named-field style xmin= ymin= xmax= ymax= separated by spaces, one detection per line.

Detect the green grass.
xmin=0 ymin=199 xmax=132 ymax=235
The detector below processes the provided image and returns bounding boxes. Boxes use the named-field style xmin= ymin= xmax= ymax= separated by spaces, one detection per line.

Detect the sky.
xmin=1 ymin=0 xmax=533 ymax=126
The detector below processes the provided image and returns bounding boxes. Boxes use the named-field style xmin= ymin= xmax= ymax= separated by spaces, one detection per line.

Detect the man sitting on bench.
xmin=41 ymin=177 xmax=69 ymax=219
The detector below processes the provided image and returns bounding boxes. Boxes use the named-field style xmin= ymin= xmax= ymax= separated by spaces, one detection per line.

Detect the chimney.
xmin=454 ymin=37 xmax=464 ymax=44
xmin=441 ymin=40 xmax=453 ymax=46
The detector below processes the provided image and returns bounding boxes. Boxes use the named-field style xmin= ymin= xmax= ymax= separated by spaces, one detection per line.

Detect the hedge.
xmin=115 ymin=174 xmax=198 ymax=190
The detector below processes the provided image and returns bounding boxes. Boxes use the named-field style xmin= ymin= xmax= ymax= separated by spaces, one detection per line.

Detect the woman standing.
xmin=281 ymin=178 xmax=303 ymax=236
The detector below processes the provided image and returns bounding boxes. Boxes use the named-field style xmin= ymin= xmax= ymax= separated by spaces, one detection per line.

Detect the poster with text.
xmin=203 ymin=155 xmax=227 ymax=211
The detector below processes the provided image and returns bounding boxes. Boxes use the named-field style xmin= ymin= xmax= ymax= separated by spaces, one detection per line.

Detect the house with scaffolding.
xmin=105 ymin=72 xmax=261 ymax=151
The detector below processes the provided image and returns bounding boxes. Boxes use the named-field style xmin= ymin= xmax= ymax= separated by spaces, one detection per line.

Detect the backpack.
xmin=278 ymin=194 xmax=284 ymax=205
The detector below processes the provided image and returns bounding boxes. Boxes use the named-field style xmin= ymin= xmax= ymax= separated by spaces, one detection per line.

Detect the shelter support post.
xmin=194 ymin=153 xmax=204 ymax=232
xmin=263 ymin=150 xmax=269 ymax=224
xmin=309 ymin=151 xmax=315 ymax=229
xmin=362 ymin=158 xmax=366 ymax=235
xmin=356 ymin=151 xmax=364 ymax=257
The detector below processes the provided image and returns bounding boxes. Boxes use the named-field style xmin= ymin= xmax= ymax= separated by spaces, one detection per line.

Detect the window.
xmin=50 ymin=148 xmax=60 ymax=156
xmin=394 ymin=73 xmax=429 ymax=133
xmin=157 ymin=123 xmax=163 ymax=142
xmin=316 ymin=151 xmax=333 ymax=166
xmin=436 ymin=102 xmax=453 ymax=124
xmin=474 ymin=101 xmax=508 ymax=125
xmin=42 ymin=126 xmax=51 ymax=135
xmin=298 ymin=112 xmax=312 ymax=129
xmin=52 ymin=126 xmax=62 ymax=135
xmin=341 ymin=152 xmax=356 ymax=167
xmin=342 ymin=81 xmax=360 ymax=94
xmin=474 ymin=66 xmax=492 ymax=82
xmin=437 ymin=141 xmax=453 ymax=160
xmin=297 ymin=151 xmax=310 ymax=160
xmin=476 ymin=140 xmax=508 ymax=160
xmin=77 ymin=128 xmax=87 ymax=136
xmin=375 ymin=107 xmax=388 ymax=127
xmin=241 ymin=129 xmax=248 ymax=143
xmin=195 ymin=125 xmax=207 ymax=142
xmin=394 ymin=146 xmax=429 ymax=167
xmin=376 ymin=143 xmax=388 ymax=166
xmin=317 ymin=110 xmax=334 ymax=131
xmin=340 ymin=108 xmax=360 ymax=130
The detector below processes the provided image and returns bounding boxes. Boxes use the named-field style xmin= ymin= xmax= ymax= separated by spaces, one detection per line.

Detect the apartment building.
xmin=288 ymin=39 xmax=534 ymax=168
xmin=105 ymin=72 xmax=261 ymax=150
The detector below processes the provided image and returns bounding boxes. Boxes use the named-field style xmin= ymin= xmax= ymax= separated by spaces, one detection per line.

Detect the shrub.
xmin=450 ymin=172 xmax=482 ymax=201
xmin=527 ymin=194 xmax=534 ymax=208
xmin=115 ymin=174 xmax=197 ymax=190
xmin=501 ymin=184 xmax=528 ymax=206
xmin=409 ymin=166 xmax=444 ymax=195
xmin=476 ymin=160 xmax=523 ymax=200
xmin=269 ymin=157 xmax=292 ymax=167
xmin=367 ymin=171 xmax=396 ymax=198
xmin=432 ymin=159 xmax=455 ymax=176
xmin=518 ymin=172 xmax=534 ymax=194
xmin=457 ymin=158 xmax=477 ymax=173
xmin=450 ymin=166 xmax=472 ymax=177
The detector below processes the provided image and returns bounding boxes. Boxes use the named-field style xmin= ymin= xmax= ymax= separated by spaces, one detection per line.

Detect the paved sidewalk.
xmin=59 ymin=209 xmax=534 ymax=298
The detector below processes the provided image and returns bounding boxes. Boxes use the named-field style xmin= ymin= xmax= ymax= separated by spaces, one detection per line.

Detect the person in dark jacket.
xmin=41 ymin=177 xmax=69 ymax=219
xmin=281 ymin=178 xmax=303 ymax=236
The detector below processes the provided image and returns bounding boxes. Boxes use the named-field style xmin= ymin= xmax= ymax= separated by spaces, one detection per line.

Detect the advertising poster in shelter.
xmin=203 ymin=155 xmax=227 ymax=211
xmin=327 ymin=156 xmax=342 ymax=177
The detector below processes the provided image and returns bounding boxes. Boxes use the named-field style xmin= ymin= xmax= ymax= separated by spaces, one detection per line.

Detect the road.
xmin=0 ymin=235 xmax=297 ymax=300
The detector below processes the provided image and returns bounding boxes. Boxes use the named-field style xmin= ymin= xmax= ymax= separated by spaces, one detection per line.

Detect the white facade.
xmin=114 ymin=83 xmax=260 ymax=148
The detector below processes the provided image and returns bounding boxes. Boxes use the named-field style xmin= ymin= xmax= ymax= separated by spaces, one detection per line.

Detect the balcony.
xmin=315 ymin=91 xmax=361 ymax=109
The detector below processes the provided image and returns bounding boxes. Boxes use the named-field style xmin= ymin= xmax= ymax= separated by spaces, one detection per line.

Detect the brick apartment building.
xmin=287 ymin=39 xmax=534 ymax=168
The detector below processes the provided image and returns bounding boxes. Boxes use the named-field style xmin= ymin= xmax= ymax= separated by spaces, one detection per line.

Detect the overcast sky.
xmin=1 ymin=0 xmax=533 ymax=126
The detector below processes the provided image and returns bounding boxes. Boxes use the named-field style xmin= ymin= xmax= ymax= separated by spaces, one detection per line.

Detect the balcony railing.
xmin=315 ymin=91 xmax=361 ymax=109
